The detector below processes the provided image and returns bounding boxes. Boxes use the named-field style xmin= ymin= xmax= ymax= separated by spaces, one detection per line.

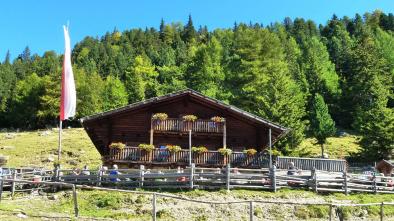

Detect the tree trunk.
xmin=321 ymin=143 xmax=325 ymax=158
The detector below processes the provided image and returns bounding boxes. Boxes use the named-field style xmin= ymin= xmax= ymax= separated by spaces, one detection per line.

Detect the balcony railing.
xmin=152 ymin=118 xmax=224 ymax=133
xmin=107 ymin=147 xmax=269 ymax=168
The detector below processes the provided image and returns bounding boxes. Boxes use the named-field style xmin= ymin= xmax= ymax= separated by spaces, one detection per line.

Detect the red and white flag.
xmin=60 ymin=25 xmax=76 ymax=120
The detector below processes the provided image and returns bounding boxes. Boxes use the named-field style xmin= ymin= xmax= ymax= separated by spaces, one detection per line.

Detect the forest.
xmin=0 ymin=11 xmax=393 ymax=160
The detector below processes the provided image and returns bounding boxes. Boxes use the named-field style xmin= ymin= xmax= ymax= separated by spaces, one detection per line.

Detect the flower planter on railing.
xmin=107 ymin=147 xmax=268 ymax=168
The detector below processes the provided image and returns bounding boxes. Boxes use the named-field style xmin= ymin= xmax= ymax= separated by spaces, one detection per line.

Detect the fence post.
xmin=0 ymin=179 xmax=3 ymax=203
xmin=373 ymin=174 xmax=377 ymax=194
xmin=53 ymin=165 xmax=59 ymax=182
xmin=314 ymin=168 xmax=318 ymax=193
xmin=11 ymin=170 xmax=16 ymax=198
xmin=343 ymin=171 xmax=348 ymax=195
xmin=72 ymin=184 xmax=79 ymax=217
xmin=190 ymin=163 xmax=195 ymax=189
xmin=329 ymin=204 xmax=333 ymax=221
xmin=270 ymin=166 xmax=276 ymax=192
xmin=226 ymin=164 xmax=231 ymax=192
xmin=249 ymin=201 xmax=254 ymax=221
xmin=139 ymin=165 xmax=145 ymax=188
xmin=97 ymin=166 xmax=102 ymax=187
xmin=380 ymin=202 xmax=384 ymax=221
xmin=152 ymin=193 xmax=157 ymax=221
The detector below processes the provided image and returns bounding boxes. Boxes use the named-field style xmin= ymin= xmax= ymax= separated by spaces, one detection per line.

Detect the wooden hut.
xmin=81 ymin=89 xmax=289 ymax=168
xmin=376 ymin=160 xmax=394 ymax=176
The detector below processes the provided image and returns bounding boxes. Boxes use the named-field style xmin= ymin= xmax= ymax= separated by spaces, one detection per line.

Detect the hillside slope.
xmin=0 ymin=128 xmax=101 ymax=169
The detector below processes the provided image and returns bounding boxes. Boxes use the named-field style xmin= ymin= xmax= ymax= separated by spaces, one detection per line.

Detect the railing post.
xmin=249 ymin=201 xmax=254 ymax=221
xmin=190 ymin=163 xmax=194 ymax=189
xmin=150 ymin=119 xmax=154 ymax=145
xmin=223 ymin=120 xmax=227 ymax=149
xmin=226 ymin=164 xmax=231 ymax=192
xmin=152 ymin=193 xmax=157 ymax=221
xmin=343 ymin=171 xmax=348 ymax=195
xmin=72 ymin=184 xmax=79 ymax=217
xmin=11 ymin=170 xmax=16 ymax=198
xmin=380 ymin=202 xmax=384 ymax=221
xmin=139 ymin=165 xmax=145 ymax=188
xmin=329 ymin=204 xmax=333 ymax=221
xmin=270 ymin=166 xmax=276 ymax=192
xmin=189 ymin=130 xmax=192 ymax=166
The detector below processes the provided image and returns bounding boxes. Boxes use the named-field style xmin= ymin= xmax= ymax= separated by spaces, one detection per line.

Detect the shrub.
xmin=211 ymin=116 xmax=225 ymax=123
xmin=108 ymin=142 xmax=125 ymax=150
xmin=0 ymin=155 xmax=9 ymax=166
xmin=138 ymin=144 xmax=155 ymax=152
xmin=243 ymin=148 xmax=257 ymax=156
xmin=90 ymin=192 xmax=123 ymax=209
xmin=192 ymin=146 xmax=208 ymax=154
xmin=182 ymin=114 xmax=198 ymax=122
xmin=166 ymin=145 xmax=182 ymax=153
xmin=152 ymin=113 xmax=168 ymax=121
xmin=218 ymin=148 xmax=232 ymax=156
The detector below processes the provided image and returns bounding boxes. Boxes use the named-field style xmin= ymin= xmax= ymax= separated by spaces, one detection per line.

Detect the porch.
xmin=105 ymin=147 xmax=269 ymax=168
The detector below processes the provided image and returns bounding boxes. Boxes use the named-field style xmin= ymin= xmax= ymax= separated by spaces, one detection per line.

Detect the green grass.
xmin=0 ymin=128 xmax=101 ymax=169
xmin=1 ymin=188 xmax=394 ymax=220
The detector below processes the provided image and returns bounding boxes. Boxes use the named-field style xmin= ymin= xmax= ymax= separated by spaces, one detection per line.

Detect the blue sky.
xmin=1 ymin=0 xmax=394 ymax=60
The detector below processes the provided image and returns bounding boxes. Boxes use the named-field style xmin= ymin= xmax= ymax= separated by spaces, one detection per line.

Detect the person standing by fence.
xmin=109 ymin=165 xmax=120 ymax=182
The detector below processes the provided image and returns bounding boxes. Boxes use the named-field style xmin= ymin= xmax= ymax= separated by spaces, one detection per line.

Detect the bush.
xmin=192 ymin=146 xmax=208 ymax=154
xmin=138 ymin=144 xmax=155 ymax=152
xmin=182 ymin=115 xmax=198 ymax=122
xmin=218 ymin=148 xmax=232 ymax=156
xmin=152 ymin=113 xmax=168 ymax=121
xmin=90 ymin=192 xmax=123 ymax=209
xmin=108 ymin=142 xmax=125 ymax=150
xmin=0 ymin=155 xmax=8 ymax=166
xmin=243 ymin=148 xmax=257 ymax=156
xmin=166 ymin=145 xmax=182 ymax=153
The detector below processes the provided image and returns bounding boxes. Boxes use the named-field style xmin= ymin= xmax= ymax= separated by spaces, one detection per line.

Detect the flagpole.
xmin=58 ymin=120 xmax=62 ymax=161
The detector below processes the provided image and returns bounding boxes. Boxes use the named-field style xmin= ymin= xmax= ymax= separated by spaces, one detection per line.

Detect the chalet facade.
xmin=81 ymin=89 xmax=289 ymax=168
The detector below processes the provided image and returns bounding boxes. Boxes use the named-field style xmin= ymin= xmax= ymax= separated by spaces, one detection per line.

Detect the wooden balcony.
xmin=152 ymin=118 xmax=224 ymax=133
xmin=106 ymin=147 xmax=269 ymax=168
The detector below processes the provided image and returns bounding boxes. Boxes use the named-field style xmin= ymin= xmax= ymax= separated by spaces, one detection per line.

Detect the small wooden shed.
xmin=376 ymin=160 xmax=394 ymax=176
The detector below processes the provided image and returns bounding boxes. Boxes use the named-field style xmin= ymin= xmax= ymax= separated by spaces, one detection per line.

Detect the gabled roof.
xmin=80 ymin=89 xmax=289 ymax=136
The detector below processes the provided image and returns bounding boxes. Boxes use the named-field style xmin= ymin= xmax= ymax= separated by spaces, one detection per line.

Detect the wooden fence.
xmin=1 ymin=166 xmax=393 ymax=195
xmin=276 ymin=156 xmax=347 ymax=172
xmin=1 ymin=176 xmax=394 ymax=221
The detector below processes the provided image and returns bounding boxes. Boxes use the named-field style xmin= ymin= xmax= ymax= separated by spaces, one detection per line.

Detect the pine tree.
xmin=182 ymin=14 xmax=197 ymax=43
xmin=228 ymin=26 xmax=307 ymax=151
xmin=356 ymin=106 xmax=394 ymax=159
xmin=4 ymin=50 xmax=11 ymax=65
xmin=310 ymin=93 xmax=336 ymax=158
